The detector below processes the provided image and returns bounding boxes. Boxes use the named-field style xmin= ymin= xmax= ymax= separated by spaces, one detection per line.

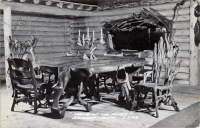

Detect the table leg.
xmin=77 ymin=82 xmax=92 ymax=112
xmin=51 ymin=86 xmax=66 ymax=118
xmin=118 ymin=84 xmax=125 ymax=105
xmin=95 ymin=74 xmax=100 ymax=101
xmin=51 ymin=70 xmax=71 ymax=119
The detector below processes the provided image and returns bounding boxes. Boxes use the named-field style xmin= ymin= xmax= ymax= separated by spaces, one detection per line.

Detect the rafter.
xmin=1 ymin=0 xmax=190 ymax=17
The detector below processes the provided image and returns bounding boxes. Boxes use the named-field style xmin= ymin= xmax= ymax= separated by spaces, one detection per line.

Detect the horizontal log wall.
xmin=69 ymin=0 xmax=191 ymax=85
xmin=0 ymin=15 xmax=4 ymax=79
xmin=0 ymin=13 xmax=71 ymax=79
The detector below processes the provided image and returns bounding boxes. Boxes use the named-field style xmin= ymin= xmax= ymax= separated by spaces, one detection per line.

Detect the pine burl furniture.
xmin=36 ymin=55 xmax=146 ymax=118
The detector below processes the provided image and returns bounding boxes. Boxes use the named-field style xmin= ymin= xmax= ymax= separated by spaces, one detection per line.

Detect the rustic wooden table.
xmin=36 ymin=55 xmax=146 ymax=118
xmin=37 ymin=55 xmax=146 ymax=73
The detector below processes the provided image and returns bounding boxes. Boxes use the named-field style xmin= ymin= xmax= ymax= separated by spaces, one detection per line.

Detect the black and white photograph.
xmin=0 ymin=0 xmax=199 ymax=127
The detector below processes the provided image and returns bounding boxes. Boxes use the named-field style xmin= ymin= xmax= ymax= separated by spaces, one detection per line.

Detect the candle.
xmin=82 ymin=34 xmax=84 ymax=39
xmin=79 ymin=30 xmax=80 ymax=37
xmin=87 ymin=28 xmax=90 ymax=39
xmin=101 ymin=29 xmax=103 ymax=37
xmin=93 ymin=31 xmax=95 ymax=37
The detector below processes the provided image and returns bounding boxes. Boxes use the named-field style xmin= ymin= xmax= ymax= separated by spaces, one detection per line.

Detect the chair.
xmin=8 ymin=58 xmax=46 ymax=114
xmin=115 ymin=66 xmax=134 ymax=109
xmin=131 ymin=36 xmax=181 ymax=118
xmin=39 ymin=66 xmax=58 ymax=107
xmin=132 ymin=50 xmax=154 ymax=85
xmin=98 ymin=74 xmax=116 ymax=94
xmin=40 ymin=66 xmax=58 ymax=84
xmin=133 ymin=60 xmax=182 ymax=118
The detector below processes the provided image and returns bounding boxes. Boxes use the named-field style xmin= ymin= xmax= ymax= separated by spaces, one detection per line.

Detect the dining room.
xmin=0 ymin=0 xmax=199 ymax=127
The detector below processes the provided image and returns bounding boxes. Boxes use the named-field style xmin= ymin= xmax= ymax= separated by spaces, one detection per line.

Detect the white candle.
xmin=82 ymin=34 xmax=84 ymax=39
xmin=101 ymin=29 xmax=103 ymax=37
xmin=93 ymin=31 xmax=95 ymax=37
xmin=79 ymin=30 xmax=80 ymax=37
xmin=87 ymin=28 xmax=89 ymax=35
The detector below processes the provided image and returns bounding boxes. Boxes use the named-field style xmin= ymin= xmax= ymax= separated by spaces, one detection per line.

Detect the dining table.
xmin=36 ymin=55 xmax=147 ymax=118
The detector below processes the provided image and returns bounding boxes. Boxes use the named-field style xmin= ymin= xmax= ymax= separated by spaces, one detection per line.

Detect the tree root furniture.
xmin=7 ymin=58 xmax=47 ymax=114
xmin=36 ymin=55 xmax=146 ymax=118
xmin=132 ymin=60 xmax=182 ymax=118
xmin=8 ymin=36 xmax=59 ymax=110
xmin=131 ymin=35 xmax=182 ymax=118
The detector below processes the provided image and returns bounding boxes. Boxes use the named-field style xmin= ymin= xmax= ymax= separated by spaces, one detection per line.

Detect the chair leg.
xmin=153 ymin=88 xmax=159 ymax=118
xmin=103 ymin=77 xmax=110 ymax=94
xmin=46 ymin=84 xmax=54 ymax=107
xmin=112 ymin=81 xmax=116 ymax=95
xmin=11 ymin=90 xmax=17 ymax=111
xmin=155 ymin=101 xmax=159 ymax=118
xmin=123 ymin=83 xmax=132 ymax=110
xmin=95 ymin=75 xmax=100 ymax=101
xmin=171 ymin=98 xmax=180 ymax=112
xmin=130 ymin=89 xmax=138 ymax=111
xmin=118 ymin=84 xmax=126 ymax=105
xmin=12 ymin=90 xmax=14 ymax=97
xmin=11 ymin=98 xmax=16 ymax=111
xmin=34 ymin=94 xmax=37 ymax=114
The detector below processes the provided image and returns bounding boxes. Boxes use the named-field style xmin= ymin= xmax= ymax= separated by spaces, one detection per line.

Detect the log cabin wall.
xmin=0 ymin=13 xmax=71 ymax=80
xmin=0 ymin=14 xmax=3 ymax=80
xmin=69 ymin=0 xmax=191 ymax=85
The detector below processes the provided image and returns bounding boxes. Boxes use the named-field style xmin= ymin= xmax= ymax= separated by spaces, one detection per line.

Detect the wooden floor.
xmin=0 ymin=83 xmax=199 ymax=128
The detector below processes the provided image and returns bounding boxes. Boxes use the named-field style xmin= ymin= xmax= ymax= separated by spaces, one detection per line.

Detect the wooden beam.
xmin=3 ymin=6 xmax=12 ymax=87
xmin=2 ymin=1 xmax=190 ymax=17
xmin=2 ymin=1 xmax=83 ymax=16
xmin=189 ymin=0 xmax=199 ymax=86
xmin=0 ymin=2 xmax=9 ymax=9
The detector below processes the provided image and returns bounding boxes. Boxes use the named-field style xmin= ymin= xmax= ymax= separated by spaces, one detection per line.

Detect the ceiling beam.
xmin=2 ymin=0 xmax=189 ymax=17
xmin=0 ymin=2 xmax=10 ymax=9
xmin=2 ymin=1 xmax=85 ymax=16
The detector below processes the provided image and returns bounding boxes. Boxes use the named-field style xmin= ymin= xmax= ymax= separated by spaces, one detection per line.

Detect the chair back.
xmin=116 ymin=66 xmax=128 ymax=83
xmin=7 ymin=58 xmax=37 ymax=90
xmin=152 ymin=35 xmax=181 ymax=85
xmin=164 ymin=60 xmax=182 ymax=86
xmin=152 ymin=37 xmax=166 ymax=84
xmin=40 ymin=66 xmax=58 ymax=83
xmin=9 ymin=36 xmax=38 ymax=60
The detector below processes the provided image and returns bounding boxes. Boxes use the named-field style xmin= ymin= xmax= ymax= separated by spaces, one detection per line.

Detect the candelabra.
xmin=77 ymin=28 xmax=105 ymax=47
xmin=77 ymin=28 xmax=105 ymax=60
